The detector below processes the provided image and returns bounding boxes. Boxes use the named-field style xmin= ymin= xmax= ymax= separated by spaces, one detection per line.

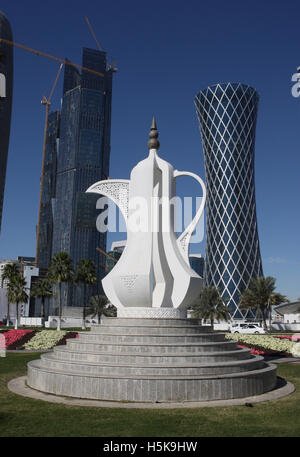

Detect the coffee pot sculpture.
xmin=86 ymin=118 xmax=206 ymax=318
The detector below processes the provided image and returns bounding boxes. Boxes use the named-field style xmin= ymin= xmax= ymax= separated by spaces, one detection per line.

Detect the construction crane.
xmin=35 ymin=63 xmax=64 ymax=264
xmin=96 ymin=247 xmax=118 ymax=263
xmin=0 ymin=37 xmax=114 ymax=264
xmin=96 ymin=247 xmax=121 ymax=273
xmin=0 ymin=38 xmax=107 ymax=264
xmin=85 ymin=16 xmax=102 ymax=51
xmin=0 ymin=38 xmax=105 ymax=77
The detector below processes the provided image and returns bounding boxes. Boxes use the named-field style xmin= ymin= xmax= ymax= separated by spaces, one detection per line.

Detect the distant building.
xmin=104 ymin=241 xmax=125 ymax=273
xmin=195 ymin=83 xmax=263 ymax=319
xmin=189 ymin=254 xmax=205 ymax=278
xmin=0 ymin=259 xmax=17 ymax=288
xmin=0 ymin=11 xmax=13 ymax=233
xmin=274 ymin=301 xmax=300 ymax=324
xmin=105 ymin=250 xmax=122 ymax=273
xmin=0 ymin=257 xmax=38 ymax=320
xmin=22 ymin=264 xmax=39 ymax=317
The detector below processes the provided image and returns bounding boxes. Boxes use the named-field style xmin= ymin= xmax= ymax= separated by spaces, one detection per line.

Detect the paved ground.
xmin=264 ymin=355 xmax=300 ymax=363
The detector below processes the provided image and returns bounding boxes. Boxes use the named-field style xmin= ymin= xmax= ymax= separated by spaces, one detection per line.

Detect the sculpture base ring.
xmin=116 ymin=307 xmax=187 ymax=318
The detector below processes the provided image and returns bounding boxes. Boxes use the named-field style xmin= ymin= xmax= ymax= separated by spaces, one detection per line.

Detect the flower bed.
xmin=226 ymin=333 xmax=295 ymax=356
xmin=237 ymin=345 xmax=276 ymax=356
xmin=23 ymin=330 xmax=78 ymax=350
xmin=291 ymin=343 xmax=300 ymax=358
xmin=58 ymin=331 xmax=78 ymax=346
xmin=4 ymin=329 xmax=36 ymax=350
xmin=274 ymin=334 xmax=300 ymax=342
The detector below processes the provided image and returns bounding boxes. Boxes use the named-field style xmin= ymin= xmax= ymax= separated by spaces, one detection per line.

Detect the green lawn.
xmin=0 ymin=353 xmax=299 ymax=437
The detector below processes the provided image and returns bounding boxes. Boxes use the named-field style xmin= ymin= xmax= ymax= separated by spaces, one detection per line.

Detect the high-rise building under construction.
xmin=36 ymin=47 xmax=114 ymax=309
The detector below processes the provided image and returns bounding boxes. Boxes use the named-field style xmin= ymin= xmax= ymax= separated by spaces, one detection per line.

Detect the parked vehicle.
xmin=230 ymin=323 xmax=266 ymax=334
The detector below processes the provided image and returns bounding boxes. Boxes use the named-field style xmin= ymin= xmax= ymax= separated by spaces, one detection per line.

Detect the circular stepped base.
xmin=27 ymin=317 xmax=277 ymax=402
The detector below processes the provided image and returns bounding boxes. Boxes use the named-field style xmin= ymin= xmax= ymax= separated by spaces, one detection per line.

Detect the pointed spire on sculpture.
xmin=147 ymin=116 xmax=160 ymax=150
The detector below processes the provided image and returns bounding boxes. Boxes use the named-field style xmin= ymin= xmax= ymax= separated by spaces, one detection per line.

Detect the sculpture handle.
xmin=173 ymin=170 xmax=206 ymax=264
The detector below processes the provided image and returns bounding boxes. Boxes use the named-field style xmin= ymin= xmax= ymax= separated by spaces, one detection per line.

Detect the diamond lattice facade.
xmin=194 ymin=83 xmax=263 ymax=319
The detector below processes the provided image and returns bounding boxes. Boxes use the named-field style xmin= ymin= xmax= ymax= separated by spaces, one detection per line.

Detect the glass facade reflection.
xmin=0 ymin=11 xmax=13 ymax=233
xmin=194 ymin=83 xmax=263 ymax=319
xmin=105 ymin=250 xmax=122 ymax=273
xmin=36 ymin=111 xmax=60 ymax=270
xmin=38 ymin=48 xmax=113 ymax=309
xmin=189 ymin=255 xmax=205 ymax=278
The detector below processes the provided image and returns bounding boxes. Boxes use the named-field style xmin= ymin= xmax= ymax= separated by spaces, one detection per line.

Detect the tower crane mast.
xmin=35 ymin=63 xmax=64 ymax=265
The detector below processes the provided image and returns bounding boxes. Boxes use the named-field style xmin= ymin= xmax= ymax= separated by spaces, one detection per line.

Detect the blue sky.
xmin=0 ymin=0 xmax=299 ymax=301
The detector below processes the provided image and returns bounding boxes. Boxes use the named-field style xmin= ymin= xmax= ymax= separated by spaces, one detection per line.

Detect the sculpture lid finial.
xmin=147 ymin=116 xmax=160 ymax=150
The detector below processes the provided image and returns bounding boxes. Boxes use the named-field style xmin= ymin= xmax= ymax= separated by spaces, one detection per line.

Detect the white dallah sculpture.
xmin=86 ymin=118 xmax=206 ymax=318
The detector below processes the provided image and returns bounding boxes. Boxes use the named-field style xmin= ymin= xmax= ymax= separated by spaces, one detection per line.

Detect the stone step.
xmin=77 ymin=332 xmax=227 ymax=344
xmin=27 ymin=316 xmax=277 ymax=403
xmin=65 ymin=339 xmax=238 ymax=354
xmin=53 ymin=345 xmax=251 ymax=364
xmin=93 ymin=325 xmax=212 ymax=335
xmin=27 ymin=359 xmax=277 ymax=402
xmin=99 ymin=317 xmax=205 ymax=327
xmin=40 ymin=352 xmax=265 ymax=376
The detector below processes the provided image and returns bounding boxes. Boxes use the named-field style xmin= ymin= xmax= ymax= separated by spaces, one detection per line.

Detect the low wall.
xmin=271 ymin=322 xmax=300 ymax=331
xmin=45 ymin=316 xmax=98 ymax=328
xmin=20 ymin=317 xmax=44 ymax=327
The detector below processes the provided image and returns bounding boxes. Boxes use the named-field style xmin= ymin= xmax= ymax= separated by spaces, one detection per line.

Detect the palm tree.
xmin=6 ymin=286 xmax=15 ymax=328
xmin=31 ymin=279 xmax=53 ymax=319
xmin=47 ymin=252 xmax=74 ymax=331
xmin=8 ymin=275 xmax=28 ymax=329
xmin=87 ymin=295 xmax=117 ymax=324
xmin=239 ymin=276 xmax=288 ymax=332
xmin=1 ymin=263 xmax=19 ymax=326
xmin=191 ymin=285 xmax=231 ymax=327
xmin=75 ymin=259 xmax=97 ymax=330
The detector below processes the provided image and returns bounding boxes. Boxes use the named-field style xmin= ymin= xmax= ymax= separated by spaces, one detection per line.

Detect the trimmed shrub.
xmin=23 ymin=330 xmax=78 ymax=350
xmin=226 ymin=333 xmax=294 ymax=356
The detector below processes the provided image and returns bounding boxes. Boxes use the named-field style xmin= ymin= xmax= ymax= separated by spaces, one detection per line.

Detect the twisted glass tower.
xmin=194 ymin=83 xmax=263 ymax=319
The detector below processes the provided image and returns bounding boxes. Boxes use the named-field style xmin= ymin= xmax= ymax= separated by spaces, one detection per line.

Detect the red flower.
xmin=4 ymin=329 xmax=34 ymax=349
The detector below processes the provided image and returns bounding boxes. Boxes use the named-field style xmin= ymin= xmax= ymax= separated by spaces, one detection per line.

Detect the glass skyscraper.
xmin=189 ymin=254 xmax=205 ymax=278
xmin=37 ymin=48 xmax=113 ymax=310
xmin=0 ymin=11 xmax=13 ymax=234
xmin=36 ymin=111 xmax=60 ymax=270
xmin=194 ymin=83 xmax=263 ymax=319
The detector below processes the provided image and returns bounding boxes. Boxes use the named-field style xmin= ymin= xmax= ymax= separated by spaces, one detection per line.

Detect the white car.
xmin=230 ymin=323 xmax=266 ymax=334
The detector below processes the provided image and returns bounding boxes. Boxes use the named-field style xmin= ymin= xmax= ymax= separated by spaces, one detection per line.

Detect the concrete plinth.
xmin=27 ymin=317 xmax=277 ymax=402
